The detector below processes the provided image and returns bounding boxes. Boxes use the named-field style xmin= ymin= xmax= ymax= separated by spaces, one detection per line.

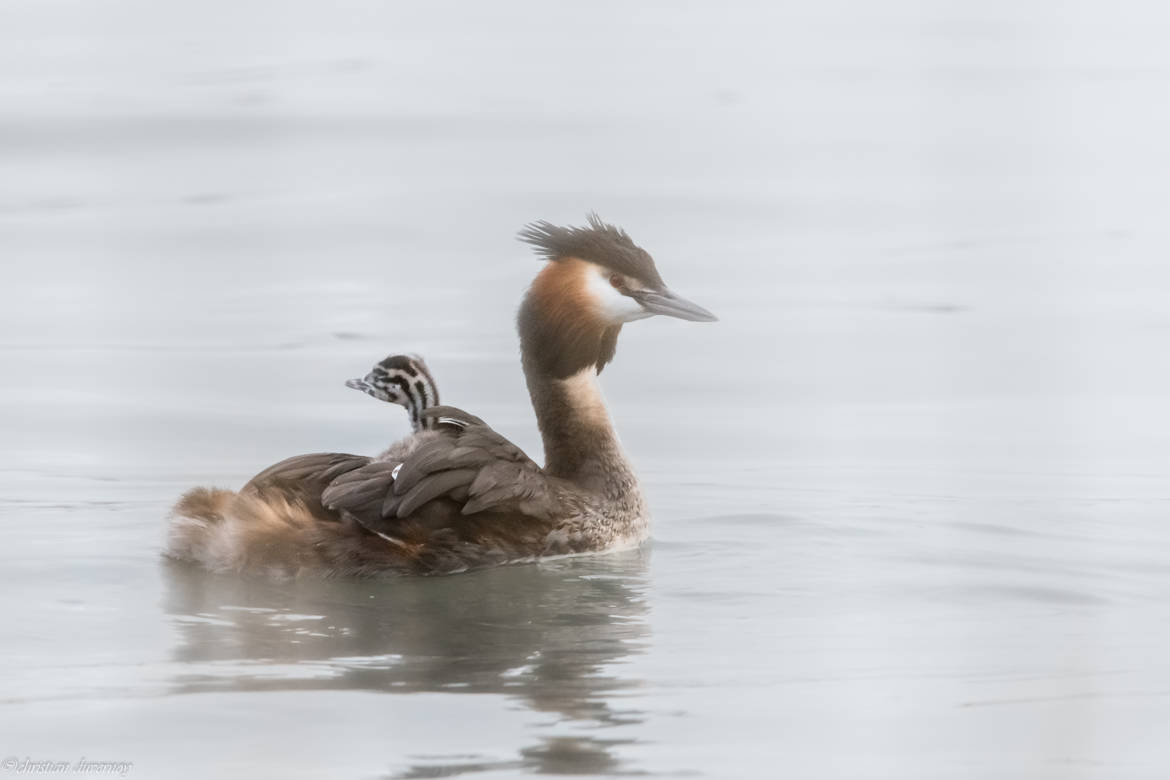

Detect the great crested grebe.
xmin=166 ymin=215 xmax=716 ymax=577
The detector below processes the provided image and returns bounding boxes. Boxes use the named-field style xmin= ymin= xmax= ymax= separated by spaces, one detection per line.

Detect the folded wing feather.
xmin=307 ymin=405 xmax=561 ymax=535
xmin=243 ymin=406 xmax=561 ymax=541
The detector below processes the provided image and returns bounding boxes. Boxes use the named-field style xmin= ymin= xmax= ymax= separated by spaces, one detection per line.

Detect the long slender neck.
xmin=524 ymin=361 xmax=628 ymax=482
xmin=517 ymin=277 xmax=637 ymax=495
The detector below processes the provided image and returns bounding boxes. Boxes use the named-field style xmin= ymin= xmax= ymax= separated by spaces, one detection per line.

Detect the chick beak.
xmin=632 ymin=287 xmax=718 ymax=322
xmin=345 ymin=377 xmax=372 ymax=393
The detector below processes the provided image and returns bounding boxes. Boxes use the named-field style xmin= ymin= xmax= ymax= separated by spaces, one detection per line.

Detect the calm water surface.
xmin=3 ymin=1 xmax=1170 ymax=777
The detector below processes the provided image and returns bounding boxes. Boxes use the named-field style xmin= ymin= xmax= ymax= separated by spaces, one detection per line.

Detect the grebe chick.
xmin=167 ymin=214 xmax=716 ymax=578
xmin=345 ymin=353 xmax=440 ymax=433
xmin=345 ymin=353 xmax=443 ymax=464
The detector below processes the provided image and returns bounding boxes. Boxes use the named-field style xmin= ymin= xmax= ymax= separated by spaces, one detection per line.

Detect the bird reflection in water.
xmin=163 ymin=548 xmax=650 ymax=776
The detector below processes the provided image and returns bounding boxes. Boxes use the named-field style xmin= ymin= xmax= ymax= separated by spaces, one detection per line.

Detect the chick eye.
xmin=609 ymin=274 xmax=626 ymax=291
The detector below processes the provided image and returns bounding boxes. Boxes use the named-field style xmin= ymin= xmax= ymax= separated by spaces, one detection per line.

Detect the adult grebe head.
xmin=517 ymin=214 xmax=716 ymax=379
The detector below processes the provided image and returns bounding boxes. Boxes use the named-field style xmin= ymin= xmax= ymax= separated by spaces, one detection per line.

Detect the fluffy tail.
xmin=165 ymin=486 xmax=411 ymax=578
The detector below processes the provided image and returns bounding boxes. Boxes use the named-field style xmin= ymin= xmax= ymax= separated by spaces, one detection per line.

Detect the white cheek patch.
xmin=584 ymin=267 xmax=652 ymax=323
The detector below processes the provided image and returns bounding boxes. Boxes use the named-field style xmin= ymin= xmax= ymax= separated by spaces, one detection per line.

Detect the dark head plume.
xmin=518 ymin=213 xmax=664 ymax=288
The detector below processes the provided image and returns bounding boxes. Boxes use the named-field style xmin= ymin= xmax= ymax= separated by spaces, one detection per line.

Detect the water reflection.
xmin=392 ymin=736 xmax=639 ymax=778
xmin=163 ymin=549 xmax=651 ymax=776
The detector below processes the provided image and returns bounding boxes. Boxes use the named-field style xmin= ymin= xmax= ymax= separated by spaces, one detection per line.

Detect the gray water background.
xmin=2 ymin=1 xmax=1170 ymax=777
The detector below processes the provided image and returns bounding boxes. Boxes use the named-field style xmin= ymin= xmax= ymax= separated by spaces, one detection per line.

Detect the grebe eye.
xmin=609 ymin=274 xmax=625 ymax=290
